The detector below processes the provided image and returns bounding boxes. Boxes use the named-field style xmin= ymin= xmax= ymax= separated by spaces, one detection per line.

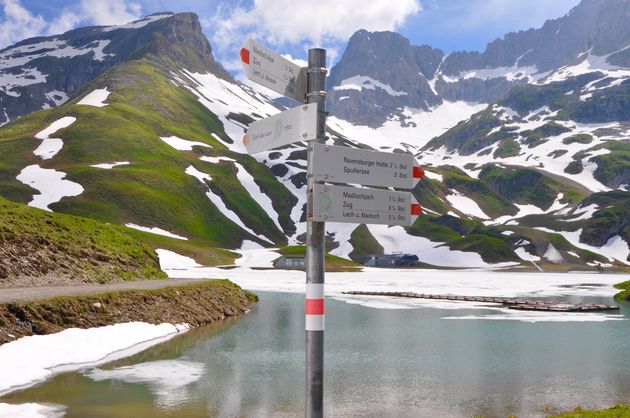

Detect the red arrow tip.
xmin=240 ymin=48 xmax=250 ymax=64
xmin=411 ymin=203 xmax=422 ymax=216
xmin=413 ymin=166 xmax=424 ymax=179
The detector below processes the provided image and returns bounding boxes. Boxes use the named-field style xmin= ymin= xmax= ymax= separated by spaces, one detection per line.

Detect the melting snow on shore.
xmin=158 ymin=249 xmax=625 ymax=323
xmin=0 ymin=402 xmax=66 ymax=418
xmin=0 ymin=322 xmax=189 ymax=397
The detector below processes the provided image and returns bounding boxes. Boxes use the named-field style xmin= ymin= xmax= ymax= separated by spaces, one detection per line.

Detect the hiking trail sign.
xmin=240 ymin=38 xmax=307 ymax=102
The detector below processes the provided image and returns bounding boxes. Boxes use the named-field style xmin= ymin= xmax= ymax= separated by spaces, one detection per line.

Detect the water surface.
xmin=2 ymin=290 xmax=630 ymax=417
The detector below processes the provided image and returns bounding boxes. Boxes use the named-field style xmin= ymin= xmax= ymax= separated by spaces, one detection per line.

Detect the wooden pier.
xmin=341 ymin=291 xmax=620 ymax=312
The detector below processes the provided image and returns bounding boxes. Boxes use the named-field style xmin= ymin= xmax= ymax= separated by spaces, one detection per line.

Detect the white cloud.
xmin=210 ymin=0 xmax=420 ymax=63
xmin=74 ymin=0 xmax=142 ymax=26
xmin=0 ymin=0 xmax=142 ymax=48
xmin=0 ymin=0 xmax=47 ymax=47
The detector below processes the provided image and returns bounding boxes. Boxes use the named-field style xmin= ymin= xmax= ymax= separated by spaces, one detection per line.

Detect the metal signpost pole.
xmin=305 ymin=48 xmax=326 ymax=418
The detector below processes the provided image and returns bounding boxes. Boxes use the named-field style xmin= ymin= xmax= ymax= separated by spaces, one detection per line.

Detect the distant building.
xmin=274 ymin=255 xmax=305 ymax=270
xmin=361 ymin=254 xmax=418 ymax=267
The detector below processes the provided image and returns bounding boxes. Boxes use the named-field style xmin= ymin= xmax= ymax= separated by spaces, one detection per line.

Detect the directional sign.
xmin=311 ymin=143 xmax=424 ymax=189
xmin=243 ymin=104 xmax=317 ymax=154
xmin=311 ymin=184 xmax=422 ymax=226
xmin=240 ymin=38 xmax=307 ymax=102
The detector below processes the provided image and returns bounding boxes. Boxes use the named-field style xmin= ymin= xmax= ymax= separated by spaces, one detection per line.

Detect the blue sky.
xmin=1 ymin=0 xmax=581 ymax=71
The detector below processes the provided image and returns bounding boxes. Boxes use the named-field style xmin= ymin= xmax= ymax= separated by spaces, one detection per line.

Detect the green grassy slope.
xmin=0 ymin=59 xmax=294 ymax=251
xmin=0 ymin=195 xmax=165 ymax=285
xmin=479 ymin=164 xmax=588 ymax=209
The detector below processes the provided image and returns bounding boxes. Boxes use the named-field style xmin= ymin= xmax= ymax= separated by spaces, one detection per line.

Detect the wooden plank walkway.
xmin=341 ymin=291 xmax=620 ymax=312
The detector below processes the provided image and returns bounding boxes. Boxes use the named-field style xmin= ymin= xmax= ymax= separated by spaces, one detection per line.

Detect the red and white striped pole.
xmin=305 ymin=284 xmax=325 ymax=331
xmin=305 ymin=47 xmax=326 ymax=418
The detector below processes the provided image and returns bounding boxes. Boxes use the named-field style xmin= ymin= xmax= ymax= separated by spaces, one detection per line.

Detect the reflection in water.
xmin=1 ymin=293 xmax=630 ymax=417
xmin=86 ymin=360 xmax=205 ymax=409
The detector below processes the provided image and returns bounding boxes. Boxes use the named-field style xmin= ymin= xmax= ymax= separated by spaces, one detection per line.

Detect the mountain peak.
xmin=0 ymin=11 xmax=229 ymax=125
xmin=327 ymin=0 xmax=630 ymax=129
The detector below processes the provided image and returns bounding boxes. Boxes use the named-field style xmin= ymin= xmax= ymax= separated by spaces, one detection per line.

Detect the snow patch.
xmin=536 ymin=227 xmax=630 ymax=265
xmin=542 ymin=48 xmax=630 ymax=85
xmin=334 ymin=75 xmax=408 ymax=96
xmin=156 ymin=249 xmax=201 ymax=269
xmin=234 ymin=247 xmax=279 ymax=268
xmin=77 ymin=88 xmax=111 ymax=107
xmin=0 ymin=403 xmax=66 ymax=418
xmin=33 ymin=116 xmax=76 ymax=160
xmin=327 ymin=101 xmax=486 ymax=150
xmin=0 ymin=322 xmax=189 ymax=396
xmin=200 ymin=156 xmax=235 ymax=164
xmin=125 ymin=224 xmax=188 ymax=240
xmin=160 ymin=136 xmax=211 ymax=151
xmin=543 ymin=244 xmax=564 ymax=263
xmin=45 ymin=90 xmax=69 ymax=106
xmin=445 ymin=190 xmax=489 ymax=219
xmin=423 ymin=170 xmax=443 ymax=182
xmin=90 ymin=161 xmax=129 ymax=169
xmin=459 ymin=62 xmax=548 ymax=83
xmin=102 ymin=14 xmax=173 ymax=32
xmin=515 ymin=247 xmax=541 ymax=262
xmin=234 ymin=162 xmax=283 ymax=232
xmin=367 ymin=224 xmax=514 ymax=268
xmin=0 ymin=67 xmax=47 ymax=95
xmin=176 ymin=70 xmax=281 ymax=154
xmin=16 ymin=165 xmax=83 ymax=211
xmin=185 ymin=165 xmax=212 ymax=183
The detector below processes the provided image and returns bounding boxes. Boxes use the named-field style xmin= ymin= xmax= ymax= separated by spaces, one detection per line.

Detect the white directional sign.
xmin=240 ymin=38 xmax=307 ymax=102
xmin=311 ymin=143 xmax=424 ymax=189
xmin=243 ymin=104 xmax=317 ymax=154
xmin=311 ymin=184 xmax=422 ymax=226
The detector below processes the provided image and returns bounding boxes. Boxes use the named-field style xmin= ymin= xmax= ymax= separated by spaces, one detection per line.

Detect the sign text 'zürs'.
xmin=240 ymin=38 xmax=307 ymax=102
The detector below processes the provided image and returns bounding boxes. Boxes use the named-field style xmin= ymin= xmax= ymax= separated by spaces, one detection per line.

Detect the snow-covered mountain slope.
xmin=327 ymin=0 xmax=630 ymax=137
xmin=0 ymin=6 xmax=629 ymax=271
xmin=0 ymin=12 xmax=229 ymax=126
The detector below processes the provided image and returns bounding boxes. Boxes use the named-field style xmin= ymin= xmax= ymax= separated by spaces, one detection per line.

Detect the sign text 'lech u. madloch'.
xmin=311 ymin=143 xmax=424 ymax=189
xmin=240 ymin=38 xmax=306 ymax=102
xmin=311 ymin=184 xmax=422 ymax=226
xmin=243 ymin=103 xmax=317 ymax=154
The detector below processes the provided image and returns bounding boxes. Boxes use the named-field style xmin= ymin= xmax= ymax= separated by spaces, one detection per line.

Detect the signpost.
xmin=311 ymin=184 xmax=421 ymax=226
xmin=240 ymin=38 xmax=307 ymax=102
xmin=240 ymin=39 xmax=424 ymax=418
xmin=243 ymin=104 xmax=317 ymax=154
xmin=311 ymin=143 xmax=424 ymax=189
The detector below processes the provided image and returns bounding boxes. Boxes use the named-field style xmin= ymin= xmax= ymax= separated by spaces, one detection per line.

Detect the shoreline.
xmin=0 ymin=279 xmax=257 ymax=401
xmin=0 ymin=279 xmax=257 ymax=345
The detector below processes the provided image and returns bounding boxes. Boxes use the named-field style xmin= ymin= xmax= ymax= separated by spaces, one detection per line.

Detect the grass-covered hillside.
xmin=0 ymin=195 xmax=165 ymax=286
xmin=0 ymin=59 xmax=294 ymax=251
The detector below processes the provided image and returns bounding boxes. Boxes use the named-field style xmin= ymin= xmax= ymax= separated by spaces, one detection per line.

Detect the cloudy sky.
xmin=1 ymin=0 xmax=581 ymax=71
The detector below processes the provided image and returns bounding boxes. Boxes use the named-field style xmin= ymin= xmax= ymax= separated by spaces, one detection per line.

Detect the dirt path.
xmin=0 ymin=278 xmax=205 ymax=303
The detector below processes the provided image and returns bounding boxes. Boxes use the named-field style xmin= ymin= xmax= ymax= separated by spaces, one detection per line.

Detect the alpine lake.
xmin=2 ymin=279 xmax=630 ymax=418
